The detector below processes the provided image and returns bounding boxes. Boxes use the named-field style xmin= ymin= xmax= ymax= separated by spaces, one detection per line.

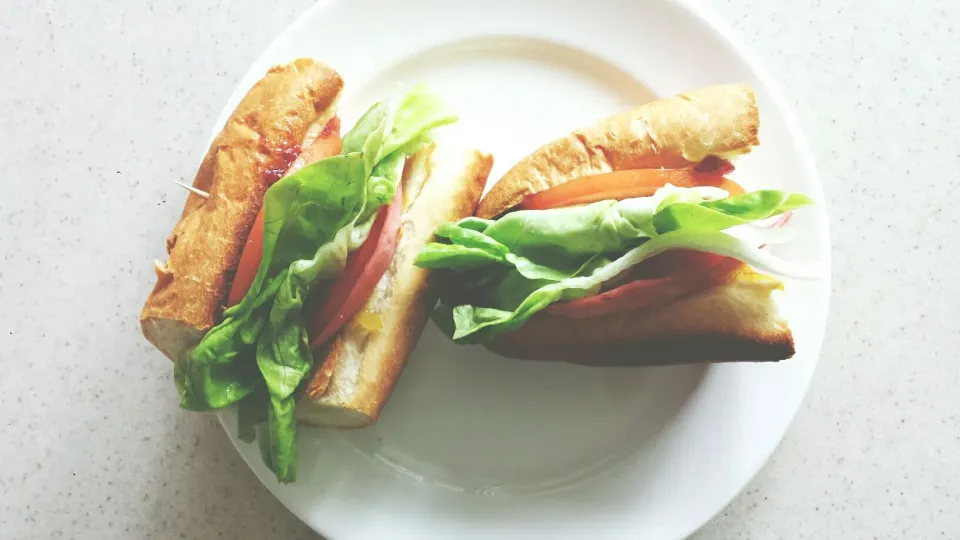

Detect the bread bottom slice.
xmin=296 ymin=142 xmax=493 ymax=428
xmin=485 ymin=270 xmax=795 ymax=366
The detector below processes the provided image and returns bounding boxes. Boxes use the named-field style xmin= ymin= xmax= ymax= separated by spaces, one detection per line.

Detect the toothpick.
xmin=174 ymin=181 xmax=209 ymax=199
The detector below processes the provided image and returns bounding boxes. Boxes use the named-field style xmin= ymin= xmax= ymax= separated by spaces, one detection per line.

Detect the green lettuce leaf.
xmin=652 ymin=191 xmax=814 ymax=234
xmin=237 ymin=388 xmax=268 ymax=443
xmin=174 ymin=317 xmax=261 ymax=410
xmin=417 ymin=222 xmax=594 ymax=281
xmin=415 ymin=186 xmax=817 ymax=343
xmin=416 ymin=187 xmax=811 ymax=270
xmin=415 ymin=242 xmax=506 ymax=269
xmin=173 ymin=85 xmax=457 ymax=483
xmin=443 ymin=228 xmax=820 ymax=342
xmin=480 ymin=201 xmax=643 ymax=257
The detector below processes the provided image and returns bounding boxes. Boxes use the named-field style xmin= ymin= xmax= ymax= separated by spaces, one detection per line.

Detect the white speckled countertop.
xmin=1 ymin=1 xmax=958 ymax=538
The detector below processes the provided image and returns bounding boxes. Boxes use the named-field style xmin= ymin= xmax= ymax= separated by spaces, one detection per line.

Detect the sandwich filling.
xmin=415 ymin=165 xmax=819 ymax=343
xmin=173 ymin=86 xmax=458 ymax=483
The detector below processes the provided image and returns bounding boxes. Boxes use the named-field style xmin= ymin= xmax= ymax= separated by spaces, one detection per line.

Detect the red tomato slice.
xmin=226 ymin=118 xmax=342 ymax=307
xmin=307 ymin=181 xmax=404 ymax=349
xmin=520 ymin=169 xmax=744 ymax=211
xmin=227 ymin=208 xmax=268 ymax=307
xmin=545 ymin=253 xmax=744 ymax=318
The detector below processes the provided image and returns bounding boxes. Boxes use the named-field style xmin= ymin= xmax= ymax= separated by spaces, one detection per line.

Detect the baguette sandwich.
xmin=415 ymin=84 xmax=819 ymax=366
xmin=140 ymin=58 xmax=492 ymax=482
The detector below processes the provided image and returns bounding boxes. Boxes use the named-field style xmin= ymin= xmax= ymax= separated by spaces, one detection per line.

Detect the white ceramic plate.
xmin=215 ymin=0 xmax=831 ymax=538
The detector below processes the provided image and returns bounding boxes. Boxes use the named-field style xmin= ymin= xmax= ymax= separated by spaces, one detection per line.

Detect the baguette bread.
xmin=476 ymin=84 xmax=759 ymax=218
xmin=472 ymin=84 xmax=795 ymax=365
xmin=297 ymin=142 xmax=493 ymax=427
xmin=486 ymin=268 xmax=795 ymax=366
xmin=141 ymin=59 xmax=343 ymax=360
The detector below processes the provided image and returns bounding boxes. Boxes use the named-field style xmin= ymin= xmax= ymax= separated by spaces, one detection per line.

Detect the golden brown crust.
xmin=485 ymin=271 xmax=795 ymax=366
xmin=140 ymin=59 xmax=343 ymax=360
xmin=476 ymin=84 xmax=759 ymax=218
xmin=296 ymin=142 xmax=493 ymax=428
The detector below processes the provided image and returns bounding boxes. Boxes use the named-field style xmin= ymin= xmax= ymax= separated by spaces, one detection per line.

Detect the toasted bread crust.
xmin=485 ymin=271 xmax=795 ymax=366
xmin=476 ymin=84 xmax=759 ymax=218
xmin=140 ymin=59 xmax=343 ymax=360
xmin=296 ymin=143 xmax=494 ymax=428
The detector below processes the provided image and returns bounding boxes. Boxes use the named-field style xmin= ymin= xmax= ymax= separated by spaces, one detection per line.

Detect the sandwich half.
xmin=415 ymin=84 xmax=819 ymax=366
xmin=140 ymin=58 xmax=492 ymax=482
xmin=297 ymin=142 xmax=493 ymax=427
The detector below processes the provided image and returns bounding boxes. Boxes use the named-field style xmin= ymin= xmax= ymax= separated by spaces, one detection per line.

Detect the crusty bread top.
xmin=486 ymin=268 xmax=794 ymax=366
xmin=140 ymin=58 xmax=343 ymax=360
xmin=476 ymin=84 xmax=759 ymax=218
xmin=297 ymin=143 xmax=493 ymax=427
